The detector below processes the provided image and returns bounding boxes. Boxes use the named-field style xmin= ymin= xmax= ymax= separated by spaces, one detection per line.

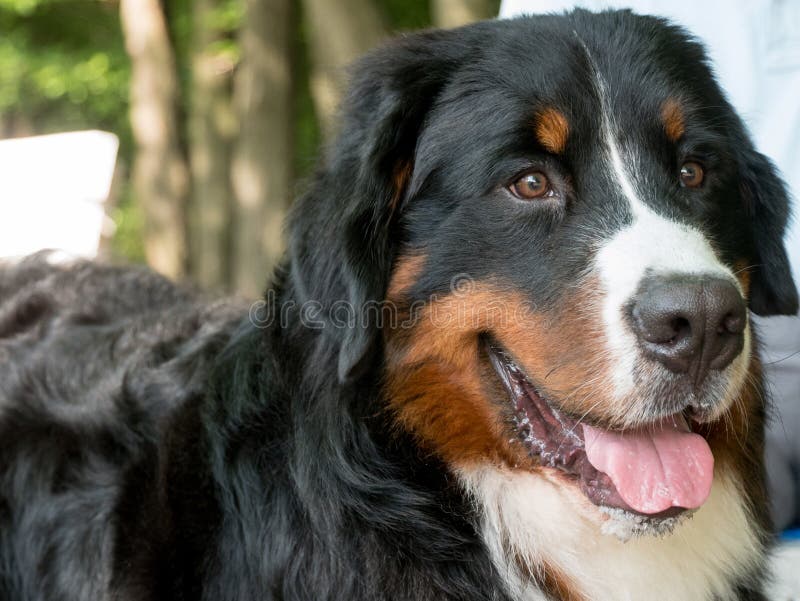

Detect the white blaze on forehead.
xmin=581 ymin=41 xmax=738 ymax=397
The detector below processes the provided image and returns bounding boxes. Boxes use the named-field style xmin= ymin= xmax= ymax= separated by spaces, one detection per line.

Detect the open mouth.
xmin=485 ymin=339 xmax=715 ymax=521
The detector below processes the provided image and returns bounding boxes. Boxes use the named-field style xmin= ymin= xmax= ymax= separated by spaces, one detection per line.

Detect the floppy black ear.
xmin=288 ymin=30 xmax=473 ymax=384
xmin=739 ymin=148 xmax=799 ymax=316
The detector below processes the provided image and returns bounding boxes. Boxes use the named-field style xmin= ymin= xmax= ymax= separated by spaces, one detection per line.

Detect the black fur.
xmin=0 ymin=10 xmax=795 ymax=600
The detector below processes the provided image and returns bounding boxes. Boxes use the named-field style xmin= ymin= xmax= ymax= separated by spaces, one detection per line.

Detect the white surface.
xmin=770 ymin=542 xmax=800 ymax=601
xmin=0 ymin=130 xmax=119 ymax=259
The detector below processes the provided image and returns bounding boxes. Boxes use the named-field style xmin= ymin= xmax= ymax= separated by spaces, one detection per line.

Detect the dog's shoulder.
xmin=1 ymin=252 xmax=198 ymax=322
xmin=0 ymin=252 xmax=250 ymax=430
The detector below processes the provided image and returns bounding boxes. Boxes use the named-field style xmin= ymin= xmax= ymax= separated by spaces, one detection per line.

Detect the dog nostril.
xmin=667 ymin=317 xmax=691 ymax=345
xmin=721 ymin=312 xmax=745 ymax=335
xmin=632 ymin=308 xmax=692 ymax=347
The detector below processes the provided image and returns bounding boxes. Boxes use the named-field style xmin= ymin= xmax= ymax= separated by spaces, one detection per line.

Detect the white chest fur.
xmin=460 ymin=467 xmax=763 ymax=601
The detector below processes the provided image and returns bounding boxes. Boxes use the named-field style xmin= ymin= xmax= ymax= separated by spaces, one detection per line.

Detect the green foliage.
xmin=110 ymin=187 xmax=147 ymax=264
xmin=293 ymin=1 xmax=321 ymax=179
xmin=0 ymin=0 xmax=47 ymax=16
xmin=0 ymin=1 xmax=129 ymax=140
xmin=379 ymin=0 xmax=431 ymax=31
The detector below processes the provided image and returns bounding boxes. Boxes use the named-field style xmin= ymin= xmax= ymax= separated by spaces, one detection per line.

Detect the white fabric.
xmin=0 ymin=131 xmax=119 ymax=259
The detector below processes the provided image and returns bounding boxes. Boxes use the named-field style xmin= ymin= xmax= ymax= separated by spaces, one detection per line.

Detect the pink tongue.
xmin=582 ymin=417 xmax=714 ymax=514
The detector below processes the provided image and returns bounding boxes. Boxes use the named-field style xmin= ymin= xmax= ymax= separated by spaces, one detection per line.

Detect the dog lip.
xmin=687 ymin=403 xmax=715 ymax=425
xmin=483 ymin=337 xmax=692 ymax=521
xmin=484 ymin=338 xmax=584 ymax=445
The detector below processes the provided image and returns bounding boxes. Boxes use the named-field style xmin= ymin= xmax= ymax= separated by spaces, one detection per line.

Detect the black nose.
xmin=630 ymin=276 xmax=746 ymax=386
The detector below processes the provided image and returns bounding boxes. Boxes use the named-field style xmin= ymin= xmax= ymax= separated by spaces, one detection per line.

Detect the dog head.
xmin=290 ymin=10 xmax=797 ymax=532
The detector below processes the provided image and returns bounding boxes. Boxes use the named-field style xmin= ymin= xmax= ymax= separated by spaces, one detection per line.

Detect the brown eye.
xmin=509 ymin=171 xmax=551 ymax=200
xmin=680 ymin=161 xmax=704 ymax=188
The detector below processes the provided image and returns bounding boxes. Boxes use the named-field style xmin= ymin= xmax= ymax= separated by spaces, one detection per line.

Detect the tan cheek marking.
xmin=489 ymin=278 xmax=616 ymax=423
xmin=535 ymin=108 xmax=570 ymax=154
xmin=701 ymin=352 xmax=761 ymax=462
xmin=384 ymin=287 xmax=524 ymax=467
xmin=390 ymin=159 xmax=413 ymax=212
xmin=384 ymin=281 xmax=615 ymax=468
xmin=661 ymin=98 xmax=685 ymax=143
xmin=733 ymin=259 xmax=752 ymax=298
xmin=387 ymin=252 xmax=426 ymax=301
xmin=699 ymin=353 xmax=767 ymax=514
xmin=386 ymin=356 xmax=512 ymax=465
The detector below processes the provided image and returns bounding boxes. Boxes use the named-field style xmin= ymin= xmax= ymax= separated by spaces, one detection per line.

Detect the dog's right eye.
xmin=679 ymin=161 xmax=705 ymax=188
xmin=508 ymin=171 xmax=552 ymax=200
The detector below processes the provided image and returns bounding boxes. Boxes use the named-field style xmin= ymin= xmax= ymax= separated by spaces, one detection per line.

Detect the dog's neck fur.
xmin=460 ymin=466 xmax=765 ymax=601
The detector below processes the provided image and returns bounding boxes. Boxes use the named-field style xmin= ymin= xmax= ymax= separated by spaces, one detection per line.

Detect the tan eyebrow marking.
xmin=733 ymin=259 xmax=752 ymax=298
xmin=661 ymin=98 xmax=685 ymax=142
xmin=534 ymin=107 xmax=570 ymax=155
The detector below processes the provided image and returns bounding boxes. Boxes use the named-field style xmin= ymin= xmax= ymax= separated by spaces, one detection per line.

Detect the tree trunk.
xmin=187 ymin=0 xmax=236 ymax=291
xmin=0 ymin=113 xmax=34 ymax=139
xmin=301 ymin=0 xmax=387 ymax=137
xmin=230 ymin=0 xmax=293 ymax=298
xmin=120 ymin=0 xmax=189 ymax=279
xmin=431 ymin=0 xmax=496 ymax=29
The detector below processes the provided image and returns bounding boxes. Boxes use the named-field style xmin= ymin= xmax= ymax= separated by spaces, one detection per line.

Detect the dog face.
xmin=292 ymin=10 xmax=797 ymax=530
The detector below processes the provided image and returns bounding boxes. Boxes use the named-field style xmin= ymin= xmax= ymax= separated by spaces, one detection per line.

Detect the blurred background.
xmin=0 ymin=0 xmax=499 ymax=298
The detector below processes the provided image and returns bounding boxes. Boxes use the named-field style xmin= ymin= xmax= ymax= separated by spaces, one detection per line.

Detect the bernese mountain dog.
xmin=0 ymin=9 xmax=797 ymax=601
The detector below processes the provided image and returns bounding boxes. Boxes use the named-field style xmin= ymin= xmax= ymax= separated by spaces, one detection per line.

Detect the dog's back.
xmin=0 ymin=255 xmax=245 ymax=600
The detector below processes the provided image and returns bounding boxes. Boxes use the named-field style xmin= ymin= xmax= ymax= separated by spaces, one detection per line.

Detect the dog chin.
xmin=598 ymin=505 xmax=696 ymax=541
xmin=539 ymin=467 xmax=697 ymax=542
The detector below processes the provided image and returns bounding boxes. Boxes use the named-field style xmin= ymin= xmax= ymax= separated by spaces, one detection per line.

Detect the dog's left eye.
xmin=508 ymin=171 xmax=553 ymax=200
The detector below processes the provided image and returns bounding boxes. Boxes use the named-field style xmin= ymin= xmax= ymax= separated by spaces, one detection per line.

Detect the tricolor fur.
xmin=0 ymin=9 xmax=797 ymax=601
